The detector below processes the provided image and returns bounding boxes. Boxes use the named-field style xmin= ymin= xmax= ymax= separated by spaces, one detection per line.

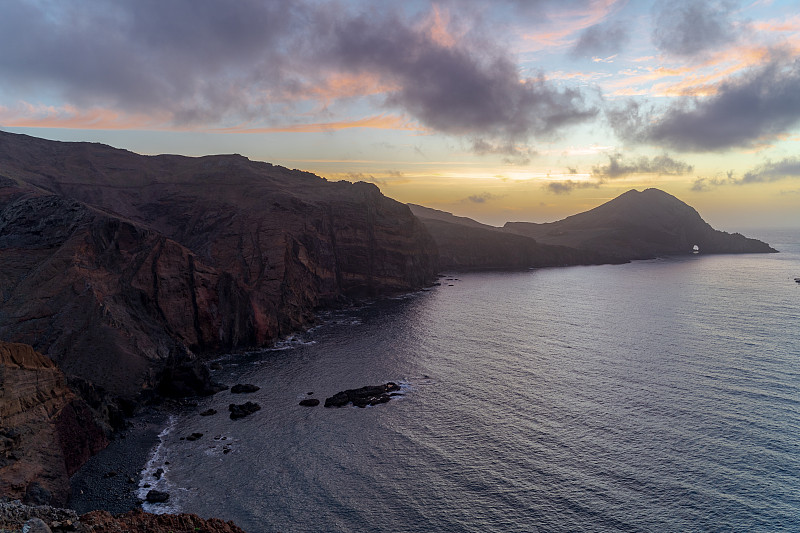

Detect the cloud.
xmin=571 ymin=20 xmax=629 ymax=58
xmin=465 ymin=192 xmax=505 ymax=203
xmin=0 ymin=0 xmax=597 ymax=153
xmin=651 ymin=0 xmax=741 ymax=57
xmin=607 ymin=56 xmax=800 ymax=151
xmin=545 ymin=180 xmax=600 ymax=194
xmin=323 ymin=10 xmax=598 ymax=146
xmin=691 ymin=158 xmax=800 ymax=191
xmin=740 ymin=157 xmax=800 ymax=183
xmin=592 ymin=153 xmax=694 ymax=178
xmin=691 ymin=174 xmax=731 ymax=191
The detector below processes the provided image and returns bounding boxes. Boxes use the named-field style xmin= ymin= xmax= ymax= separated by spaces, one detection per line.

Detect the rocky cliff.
xmin=504 ymin=188 xmax=776 ymax=260
xmin=0 ymin=341 xmax=107 ymax=506
xmin=409 ymin=204 xmax=623 ymax=269
xmin=0 ymin=131 xmax=438 ymax=399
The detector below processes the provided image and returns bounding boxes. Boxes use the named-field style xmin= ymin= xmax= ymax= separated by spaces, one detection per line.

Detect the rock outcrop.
xmin=0 ymin=131 xmax=437 ymax=400
xmin=0 ymin=500 xmax=246 ymax=533
xmin=324 ymin=382 xmax=402 ymax=408
xmin=503 ymin=188 xmax=776 ymax=260
xmin=0 ymin=341 xmax=107 ymax=506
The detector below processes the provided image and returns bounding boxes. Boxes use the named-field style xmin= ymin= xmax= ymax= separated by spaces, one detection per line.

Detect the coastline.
xmin=68 ymin=409 xmax=168 ymax=515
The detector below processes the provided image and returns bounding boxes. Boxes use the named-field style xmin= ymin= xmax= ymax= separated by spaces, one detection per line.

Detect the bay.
xmin=141 ymin=228 xmax=800 ymax=532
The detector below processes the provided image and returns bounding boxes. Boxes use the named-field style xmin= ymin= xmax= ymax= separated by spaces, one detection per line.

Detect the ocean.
xmin=138 ymin=228 xmax=800 ymax=532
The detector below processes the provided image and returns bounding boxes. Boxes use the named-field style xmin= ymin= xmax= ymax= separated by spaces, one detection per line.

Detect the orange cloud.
xmin=520 ymin=0 xmax=624 ymax=52
xmin=212 ymin=114 xmax=417 ymax=134
xmin=0 ymin=103 xmax=170 ymax=130
xmin=607 ymin=42 xmax=794 ymax=98
xmin=304 ymin=72 xmax=396 ymax=102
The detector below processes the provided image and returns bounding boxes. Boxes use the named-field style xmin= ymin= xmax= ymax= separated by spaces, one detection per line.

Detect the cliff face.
xmin=408 ymin=205 xmax=623 ymax=269
xmin=0 ymin=131 xmax=437 ymax=399
xmin=0 ymin=341 xmax=107 ymax=506
xmin=504 ymin=188 xmax=776 ymax=260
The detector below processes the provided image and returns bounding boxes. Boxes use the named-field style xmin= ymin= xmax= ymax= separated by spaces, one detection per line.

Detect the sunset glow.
xmin=1 ymin=0 xmax=799 ymax=228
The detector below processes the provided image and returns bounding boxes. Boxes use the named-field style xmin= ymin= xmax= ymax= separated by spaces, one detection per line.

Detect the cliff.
xmin=0 ymin=131 xmax=438 ymax=399
xmin=504 ymin=188 xmax=776 ymax=260
xmin=408 ymin=204 xmax=623 ymax=269
xmin=0 ymin=341 xmax=107 ymax=506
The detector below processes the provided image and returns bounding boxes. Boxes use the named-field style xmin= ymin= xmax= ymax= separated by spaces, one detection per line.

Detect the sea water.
xmin=142 ymin=229 xmax=800 ymax=532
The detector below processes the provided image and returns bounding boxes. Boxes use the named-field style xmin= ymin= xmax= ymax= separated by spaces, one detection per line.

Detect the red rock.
xmin=80 ymin=508 xmax=247 ymax=533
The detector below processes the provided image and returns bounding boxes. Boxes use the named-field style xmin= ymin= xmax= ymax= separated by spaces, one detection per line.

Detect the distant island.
xmin=0 ymin=131 xmax=776 ymax=527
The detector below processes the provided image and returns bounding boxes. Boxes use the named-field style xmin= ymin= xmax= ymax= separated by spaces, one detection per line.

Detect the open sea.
xmin=139 ymin=229 xmax=800 ymax=532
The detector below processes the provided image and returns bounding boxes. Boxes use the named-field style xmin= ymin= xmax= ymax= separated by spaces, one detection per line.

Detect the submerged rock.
xmin=200 ymin=408 xmax=217 ymax=416
xmin=230 ymin=384 xmax=260 ymax=394
xmin=228 ymin=402 xmax=261 ymax=420
xmin=324 ymin=383 xmax=402 ymax=408
xmin=299 ymin=398 xmax=320 ymax=407
xmin=186 ymin=432 xmax=203 ymax=441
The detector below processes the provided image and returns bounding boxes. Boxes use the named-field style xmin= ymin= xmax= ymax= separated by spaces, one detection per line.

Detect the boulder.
xmin=299 ymin=398 xmax=320 ymax=407
xmin=145 ymin=490 xmax=170 ymax=503
xmin=228 ymin=402 xmax=261 ymax=420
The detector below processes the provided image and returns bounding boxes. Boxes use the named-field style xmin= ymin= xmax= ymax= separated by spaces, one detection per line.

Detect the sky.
xmin=1 ymin=0 xmax=799 ymax=230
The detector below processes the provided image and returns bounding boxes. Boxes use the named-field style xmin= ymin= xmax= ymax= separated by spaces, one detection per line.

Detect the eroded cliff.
xmin=0 ymin=341 xmax=106 ymax=506
xmin=0 ymin=131 xmax=437 ymax=399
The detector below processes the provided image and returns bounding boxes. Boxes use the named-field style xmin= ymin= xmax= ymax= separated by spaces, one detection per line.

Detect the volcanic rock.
xmin=228 ymin=402 xmax=261 ymax=420
xmin=200 ymin=408 xmax=217 ymax=416
xmin=0 ymin=130 xmax=438 ymax=402
xmin=409 ymin=204 xmax=621 ymax=270
xmin=503 ymin=188 xmax=777 ymax=260
xmin=145 ymin=490 xmax=170 ymax=503
xmin=0 ymin=341 xmax=107 ymax=505
xmin=324 ymin=383 xmax=402 ymax=408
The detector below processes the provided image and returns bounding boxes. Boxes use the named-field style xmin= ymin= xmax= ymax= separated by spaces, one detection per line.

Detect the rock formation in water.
xmin=503 ymin=188 xmax=776 ymax=260
xmin=0 ymin=131 xmax=437 ymax=401
xmin=324 ymin=382 xmax=402 ymax=408
xmin=409 ymin=204 xmax=624 ymax=269
xmin=0 ymin=341 xmax=107 ymax=506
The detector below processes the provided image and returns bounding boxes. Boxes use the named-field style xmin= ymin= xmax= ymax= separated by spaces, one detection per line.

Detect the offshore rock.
xmin=228 ymin=402 xmax=261 ymax=420
xmin=324 ymin=383 xmax=402 ymax=408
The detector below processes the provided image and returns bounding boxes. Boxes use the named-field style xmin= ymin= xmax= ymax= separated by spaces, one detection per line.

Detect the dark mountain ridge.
xmin=0 ymin=131 xmax=437 ymax=400
xmin=504 ymin=188 xmax=775 ymax=259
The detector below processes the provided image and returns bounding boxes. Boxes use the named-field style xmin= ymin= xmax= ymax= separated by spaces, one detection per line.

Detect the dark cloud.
xmin=571 ymin=21 xmax=629 ymax=58
xmin=651 ymin=0 xmax=740 ymax=57
xmin=325 ymin=11 xmax=597 ymax=145
xmin=465 ymin=192 xmax=504 ymax=204
xmin=471 ymin=139 xmax=534 ymax=165
xmin=691 ymin=175 xmax=729 ymax=192
xmin=0 ymin=0 xmax=597 ymax=150
xmin=607 ymin=57 xmax=800 ymax=152
xmin=545 ymin=180 xmax=600 ymax=194
xmin=740 ymin=157 xmax=800 ymax=184
xmin=592 ymin=153 xmax=693 ymax=178
xmin=691 ymin=159 xmax=800 ymax=191
xmin=0 ymin=0 xmax=305 ymax=124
